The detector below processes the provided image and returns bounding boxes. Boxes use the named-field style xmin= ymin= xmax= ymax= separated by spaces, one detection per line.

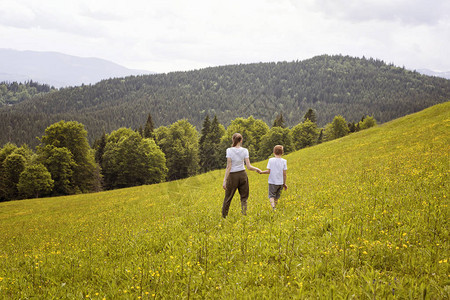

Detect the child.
xmin=259 ymin=145 xmax=287 ymax=210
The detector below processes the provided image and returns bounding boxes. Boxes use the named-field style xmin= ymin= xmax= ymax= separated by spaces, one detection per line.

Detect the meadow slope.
xmin=0 ymin=102 xmax=449 ymax=299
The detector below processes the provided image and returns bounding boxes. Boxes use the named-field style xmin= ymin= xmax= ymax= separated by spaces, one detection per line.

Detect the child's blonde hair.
xmin=273 ymin=145 xmax=284 ymax=155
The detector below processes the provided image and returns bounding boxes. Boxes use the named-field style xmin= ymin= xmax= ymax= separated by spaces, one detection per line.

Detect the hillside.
xmin=1 ymin=54 xmax=450 ymax=147
xmin=0 ymin=49 xmax=151 ymax=88
xmin=0 ymin=103 xmax=448 ymax=298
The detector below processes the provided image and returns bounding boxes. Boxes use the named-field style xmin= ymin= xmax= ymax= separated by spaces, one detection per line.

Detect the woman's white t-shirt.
xmin=226 ymin=147 xmax=249 ymax=173
xmin=267 ymin=157 xmax=287 ymax=185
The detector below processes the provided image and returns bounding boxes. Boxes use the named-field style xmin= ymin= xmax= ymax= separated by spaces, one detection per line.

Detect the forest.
xmin=1 ymin=54 xmax=449 ymax=147
xmin=0 ymin=80 xmax=55 ymax=107
xmin=0 ymin=110 xmax=376 ymax=201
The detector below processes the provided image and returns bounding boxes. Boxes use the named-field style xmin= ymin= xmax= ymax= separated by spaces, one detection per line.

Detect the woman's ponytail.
xmin=231 ymin=133 xmax=243 ymax=147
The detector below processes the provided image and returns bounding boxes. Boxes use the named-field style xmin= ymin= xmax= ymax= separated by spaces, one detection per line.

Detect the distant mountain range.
xmin=416 ymin=69 xmax=450 ymax=80
xmin=0 ymin=49 xmax=153 ymax=88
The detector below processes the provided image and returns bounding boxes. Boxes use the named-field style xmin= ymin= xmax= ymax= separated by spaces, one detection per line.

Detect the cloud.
xmin=0 ymin=0 xmax=449 ymax=73
xmin=0 ymin=0 xmax=109 ymax=37
xmin=0 ymin=1 xmax=36 ymax=28
xmin=310 ymin=0 xmax=450 ymax=26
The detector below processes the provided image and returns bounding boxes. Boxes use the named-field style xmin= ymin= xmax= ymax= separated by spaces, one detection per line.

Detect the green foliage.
xmin=0 ymin=143 xmax=18 ymax=201
xmin=154 ymin=120 xmax=199 ymax=181
xmin=11 ymin=144 xmax=33 ymax=161
xmin=102 ymin=128 xmax=167 ymax=189
xmin=272 ymin=112 xmax=285 ymax=128
xmin=220 ymin=116 xmax=269 ymax=163
xmin=2 ymin=55 xmax=449 ymax=147
xmin=0 ymin=80 xmax=55 ymax=107
xmin=143 ymin=113 xmax=154 ymax=139
xmin=258 ymin=127 xmax=294 ymax=159
xmin=199 ymin=115 xmax=225 ymax=173
xmin=303 ymin=108 xmax=317 ymax=123
xmin=359 ymin=115 xmax=377 ymax=130
xmin=40 ymin=120 xmax=98 ymax=193
xmin=37 ymin=145 xmax=76 ymax=195
xmin=0 ymin=143 xmax=17 ymax=162
xmin=93 ymin=131 xmax=106 ymax=165
xmin=291 ymin=119 xmax=320 ymax=149
xmin=2 ymin=153 xmax=27 ymax=200
xmin=17 ymin=163 xmax=53 ymax=198
xmin=0 ymin=103 xmax=448 ymax=298
xmin=324 ymin=115 xmax=350 ymax=141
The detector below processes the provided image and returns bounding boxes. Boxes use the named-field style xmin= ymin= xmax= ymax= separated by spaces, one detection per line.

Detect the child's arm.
xmin=259 ymin=169 xmax=270 ymax=174
xmin=283 ymin=169 xmax=287 ymax=190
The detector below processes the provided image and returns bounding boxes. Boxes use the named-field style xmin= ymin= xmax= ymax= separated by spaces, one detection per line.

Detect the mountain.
xmin=1 ymin=102 xmax=448 ymax=298
xmin=416 ymin=68 xmax=450 ymax=80
xmin=1 ymin=54 xmax=449 ymax=147
xmin=0 ymin=49 xmax=152 ymax=88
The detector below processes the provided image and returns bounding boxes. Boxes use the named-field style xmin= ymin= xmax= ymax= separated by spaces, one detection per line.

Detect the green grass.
xmin=1 ymin=103 xmax=449 ymax=299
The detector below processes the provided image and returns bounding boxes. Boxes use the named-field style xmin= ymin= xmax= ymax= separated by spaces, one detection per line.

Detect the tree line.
xmin=1 ymin=55 xmax=448 ymax=147
xmin=0 ymin=109 xmax=376 ymax=201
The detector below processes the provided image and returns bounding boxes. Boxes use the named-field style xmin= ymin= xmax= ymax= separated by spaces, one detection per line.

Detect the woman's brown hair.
xmin=232 ymin=133 xmax=243 ymax=147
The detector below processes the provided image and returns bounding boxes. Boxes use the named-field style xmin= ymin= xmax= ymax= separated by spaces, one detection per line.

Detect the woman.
xmin=222 ymin=133 xmax=261 ymax=218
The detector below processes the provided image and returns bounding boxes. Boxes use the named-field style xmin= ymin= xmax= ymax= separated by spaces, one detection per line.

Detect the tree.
xmin=2 ymin=153 xmax=27 ymax=200
xmin=199 ymin=115 xmax=226 ymax=172
xmin=359 ymin=116 xmax=377 ymax=130
xmin=209 ymin=115 xmax=226 ymax=170
xmin=154 ymin=120 xmax=199 ymax=181
xmin=11 ymin=144 xmax=33 ymax=161
xmin=199 ymin=115 xmax=211 ymax=145
xmin=258 ymin=127 xmax=294 ymax=160
xmin=303 ymin=108 xmax=317 ymax=123
xmin=40 ymin=121 xmax=98 ymax=193
xmin=272 ymin=113 xmax=285 ymax=128
xmin=143 ymin=113 xmax=155 ymax=139
xmin=0 ymin=143 xmax=17 ymax=163
xmin=37 ymin=145 xmax=76 ymax=195
xmin=199 ymin=115 xmax=211 ymax=172
xmin=0 ymin=143 xmax=18 ymax=201
xmin=348 ymin=122 xmax=358 ymax=133
xmin=18 ymin=163 xmax=53 ymax=198
xmin=93 ymin=131 xmax=107 ymax=165
xmin=323 ymin=115 xmax=350 ymax=141
xmin=291 ymin=119 xmax=319 ymax=150
xmin=317 ymin=129 xmax=324 ymax=144
xmin=102 ymin=128 xmax=167 ymax=189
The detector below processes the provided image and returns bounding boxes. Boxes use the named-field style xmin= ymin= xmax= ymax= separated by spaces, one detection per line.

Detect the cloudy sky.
xmin=0 ymin=0 xmax=449 ymax=73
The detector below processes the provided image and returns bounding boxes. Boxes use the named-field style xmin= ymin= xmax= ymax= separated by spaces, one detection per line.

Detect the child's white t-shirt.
xmin=267 ymin=157 xmax=287 ymax=185
xmin=226 ymin=147 xmax=249 ymax=172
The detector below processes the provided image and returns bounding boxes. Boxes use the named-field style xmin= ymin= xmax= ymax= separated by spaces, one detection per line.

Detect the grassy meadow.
xmin=0 ymin=102 xmax=449 ymax=299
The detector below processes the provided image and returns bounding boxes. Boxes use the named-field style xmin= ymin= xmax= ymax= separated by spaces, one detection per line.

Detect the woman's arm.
xmin=223 ymin=158 xmax=232 ymax=190
xmin=244 ymin=157 xmax=261 ymax=173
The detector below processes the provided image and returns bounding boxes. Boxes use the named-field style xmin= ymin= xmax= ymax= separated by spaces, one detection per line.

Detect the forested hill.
xmin=1 ymin=54 xmax=449 ymax=147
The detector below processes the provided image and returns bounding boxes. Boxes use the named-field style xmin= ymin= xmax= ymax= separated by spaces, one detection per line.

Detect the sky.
xmin=0 ymin=0 xmax=449 ymax=73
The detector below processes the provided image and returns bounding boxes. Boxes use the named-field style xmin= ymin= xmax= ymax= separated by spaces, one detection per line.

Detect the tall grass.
xmin=1 ymin=102 xmax=449 ymax=299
